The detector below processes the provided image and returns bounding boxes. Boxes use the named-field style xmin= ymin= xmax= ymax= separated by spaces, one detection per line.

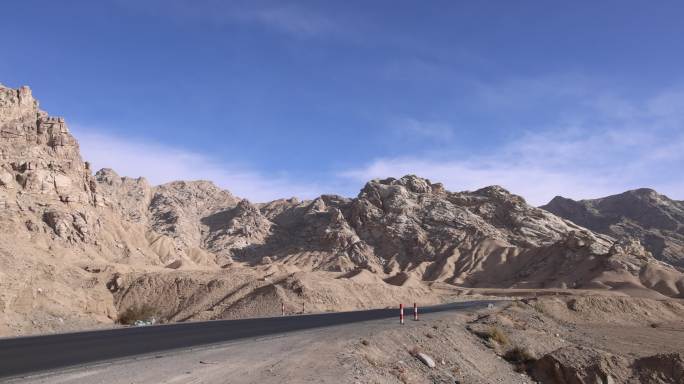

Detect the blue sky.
xmin=1 ymin=1 xmax=683 ymax=204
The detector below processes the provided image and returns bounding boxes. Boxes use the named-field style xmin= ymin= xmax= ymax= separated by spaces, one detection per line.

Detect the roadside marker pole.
xmin=414 ymin=302 xmax=418 ymax=321
xmin=282 ymin=302 xmax=285 ymax=316
xmin=400 ymin=303 xmax=404 ymax=325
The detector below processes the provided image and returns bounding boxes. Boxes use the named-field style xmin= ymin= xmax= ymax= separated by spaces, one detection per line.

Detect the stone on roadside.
xmin=416 ymin=352 xmax=436 ymax=368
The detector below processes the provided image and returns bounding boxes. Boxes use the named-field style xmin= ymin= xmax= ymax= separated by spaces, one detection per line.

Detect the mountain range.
xmin=543 ymin=189 xmax=684 ymax=269
xmin=1 ymin=84 xmax=682 ymax=336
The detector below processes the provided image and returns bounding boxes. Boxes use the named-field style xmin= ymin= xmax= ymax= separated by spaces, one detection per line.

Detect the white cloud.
xmin=340 ymin=134 xmax=684 ymax=206
xmin=72 ymin=127 xmax=326 ymax=203
xmin=235 ymin=4 xmax=336 ymax=38
xmin=341 ymin=84 xmax=684 ymax=205
xmin=340 ymin=157 xmax=616 ymax=207
xmin=70 ymin=74 xmax=684 ymax=206
xmin=391 ymin=117 xmax=455 ymax=141
xmin=473 ymin=73 xmax=589 ymax=109
xmin=116 ymin=0 xmax=337 ymax=38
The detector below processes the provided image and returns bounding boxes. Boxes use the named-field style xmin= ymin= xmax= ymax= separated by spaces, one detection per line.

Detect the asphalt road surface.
xmin=0 ymin=300 xmax=496 ymax=379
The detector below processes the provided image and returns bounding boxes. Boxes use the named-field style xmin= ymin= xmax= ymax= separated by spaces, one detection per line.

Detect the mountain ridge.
xmin=542 ymin=188 xmax=684 ymax=270
xmin=1 ymin=84 xmax=683 ymax=337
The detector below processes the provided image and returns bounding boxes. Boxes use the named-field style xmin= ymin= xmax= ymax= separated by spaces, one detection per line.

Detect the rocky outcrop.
xmin=542 ymin=189 xmax=684 ymax=269
xmin=0 ymin=85 xmax=98 ymax=244
xmin=0 ymin=86 xmax=94 ymax=206
xmin=148 ymin=180 xmax=240 ymax=259
xmin=94 ymin=168 xmax=152 ymax=223
xmin=201 ymin=199 xmax=272 ymax=263
xmin=530 ymin=347 xmax=684 ymax=384
xmin=530 ymin=346 xmax=628 ymax=384
xmin=631 ymin=353 xmax=684 ymax=383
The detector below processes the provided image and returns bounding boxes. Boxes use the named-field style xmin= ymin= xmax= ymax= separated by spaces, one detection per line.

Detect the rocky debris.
xmin=415 ymin=352 xmax=436 ymax=368
xmin=530 ymin=346 xmax=628 ymax=384
xmin=530 ymin=348 xmax=684 ymax=384
xmin=542 ymin=189 xmax=684 ymax=269
xmin=464 ymin=296 xmax=684 ymax=384
xmin=631 ymin=353 xmax=684 ymax=383
xmin=42 ymin=209 xmax=96 ymax=242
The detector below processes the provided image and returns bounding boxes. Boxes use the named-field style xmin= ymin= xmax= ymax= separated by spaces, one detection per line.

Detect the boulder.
xmin=0 ymin=171 xmax=14 ymax=188
xmin=416 ymin=352 xmax=436 ymax=368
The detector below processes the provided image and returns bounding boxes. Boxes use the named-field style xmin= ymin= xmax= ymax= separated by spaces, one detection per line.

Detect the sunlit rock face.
xmin=543 ymin=189 xmax=684 ymax=269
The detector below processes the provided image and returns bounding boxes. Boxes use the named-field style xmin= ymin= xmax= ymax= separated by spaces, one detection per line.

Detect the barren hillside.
xmin=1 ymin=84 xmax=683 ymax=337
xmin=542 ymin=190 xmax=684 ymax=270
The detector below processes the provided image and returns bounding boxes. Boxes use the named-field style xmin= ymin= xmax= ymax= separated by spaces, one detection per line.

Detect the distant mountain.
xmin=542 ymin=189 xmax=684 ymax=270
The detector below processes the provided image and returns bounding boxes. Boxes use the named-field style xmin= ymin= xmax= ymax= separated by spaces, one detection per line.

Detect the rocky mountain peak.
xmin=95 ymin=168 xmax=125 ymax=184
xmin=361 ymin=175 xmax=444 ymax=196
xmin=542 ymin=189 xmax=684 ymax=269
xmin=0 ymin=84 xmax=39 ymax=122
xmin=0 ymin=84 xmax=98 ymax=246
xmin=627 ymin=187 xmax=659 ymax=197
xmin=473 ymin=185 xmax=518 ymax=200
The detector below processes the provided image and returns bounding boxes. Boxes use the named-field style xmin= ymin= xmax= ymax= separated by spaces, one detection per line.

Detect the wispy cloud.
xmin=391 ymin=117 xmax=455 ymax=141
xmin=340 ymin=133 xmax=684 ymax=206
xmin=72 ymin=127 xmax=327 ymax=202
xmin=233 ymin=4 xmax=336 ymax=38
xmin=473 ymin=73 xmax=589 ymax=109
xmin=116 ymin=0 xmax=338 ymax=38
xmin=70 ymin=66 xmax=684 ymax=206
xmin=341 ymin=81 xmax=684 ymax=205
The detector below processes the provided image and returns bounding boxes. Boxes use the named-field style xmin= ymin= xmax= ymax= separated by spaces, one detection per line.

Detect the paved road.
xmin=0 ymin=300 xmax=496 ymax=379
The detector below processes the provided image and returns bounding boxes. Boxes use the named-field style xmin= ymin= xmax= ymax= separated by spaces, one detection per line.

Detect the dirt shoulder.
xmin=9 ymin=295 xmax=684 ymax=384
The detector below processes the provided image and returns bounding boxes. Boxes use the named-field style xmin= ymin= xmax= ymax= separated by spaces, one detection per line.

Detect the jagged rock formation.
xmin=1 ymin=84 xmax=683 ymax=337
xmin=0 ymin=85 xmax=167 ymax=336
xmin=542 ymin=189 xmax=684 ymax=270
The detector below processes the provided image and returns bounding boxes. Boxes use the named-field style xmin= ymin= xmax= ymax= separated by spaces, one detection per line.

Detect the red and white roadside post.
xmin=413 ymin=302 xmax=418 ymax=321
xmin=282 ymin=302 xmax=285 ymax=316
xmin=399 ymin=303 xmax=404 ymax=325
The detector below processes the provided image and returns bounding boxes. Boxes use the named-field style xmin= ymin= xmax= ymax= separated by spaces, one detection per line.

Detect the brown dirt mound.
xmin=530 ymin=346 xmax=629 ymax=384
xmin=532 ymin=295 xmax=684 ymax=326
xmin=632 ymin=353 xmax=684 ymax=384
